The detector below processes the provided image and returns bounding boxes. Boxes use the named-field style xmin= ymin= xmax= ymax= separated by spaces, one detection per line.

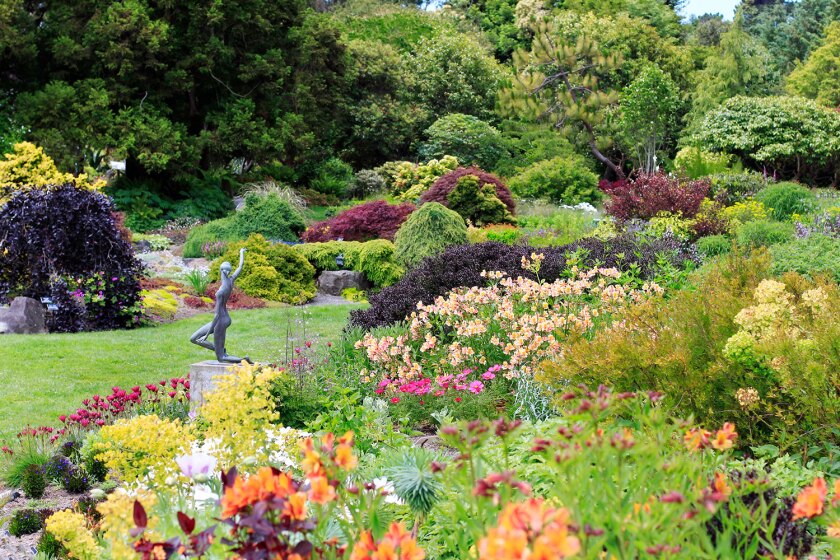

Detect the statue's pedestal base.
xmin=190 ymin=361 xmax=237 ymax=409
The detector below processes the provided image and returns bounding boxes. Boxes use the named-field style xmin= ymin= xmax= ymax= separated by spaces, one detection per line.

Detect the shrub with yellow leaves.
xmin=0 ymin=142 xmax=104 ymax=204
xmin=94 ymin=414 xmax=195 ymax=485
xmin=199 ymin=362 xmax=282 ymax=470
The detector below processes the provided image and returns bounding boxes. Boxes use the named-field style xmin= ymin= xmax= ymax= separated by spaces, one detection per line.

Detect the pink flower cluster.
xmin=58 ymin=377 xmax=189 ymax=431
xmin=377 ymin=365 xmax=502 ymax=405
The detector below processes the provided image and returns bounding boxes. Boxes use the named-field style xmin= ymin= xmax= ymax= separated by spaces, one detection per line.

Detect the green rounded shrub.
xmin=37 ymin=530 xmax=68 ymax=557
xmin=8 ymin=508 xmax=43 ymax=537
xmin=394 ymin=202 xmax=468 ymax=267
xmin=309 ymin=157 xmax=353 ymax=196
xmin=755 ymin=182 xmax=816 ymax=221
xmin=446 ymin=175 xmax=515 ymax=226
xmin=183 ymin=193 xmax=305 ymax=257
xmin=696 ymin=234 xmax=731 ymax=258
xmin=508 ymin=157 xmax=601 ymax=205
xmin=417 ymin=113 xmax=508 ymax=170
xmin=238 ymin=266 xmax=281 ymax=300
xmin=736 ymin=221 xmax=795 ymax=248
xmin=673 ymin=147 xmax=732 ymax=179
xmin=771 ymin=234 xmax=840 ymax=282
xmin=210 ymin=235 xmax=316 ymax=304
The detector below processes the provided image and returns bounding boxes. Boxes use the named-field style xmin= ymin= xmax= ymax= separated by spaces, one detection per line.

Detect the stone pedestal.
xmin=190 ymin=361 xmax=238 ymax=409
xmin=316 ymin=270 xmax=370 ymax=296
xmin=0 ymin=297 xmax=46 ymax=334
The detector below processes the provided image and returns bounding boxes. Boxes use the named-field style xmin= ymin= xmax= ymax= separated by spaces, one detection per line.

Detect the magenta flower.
xmin=175 ymin=452 xmax=217 ymax=479
xmin=468 ymin=381 xmax=484 ymax=394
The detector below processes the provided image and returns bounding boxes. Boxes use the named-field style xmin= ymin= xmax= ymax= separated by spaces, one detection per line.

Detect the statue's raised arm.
xmin=230 ymin=247 xmax=246 ymax=281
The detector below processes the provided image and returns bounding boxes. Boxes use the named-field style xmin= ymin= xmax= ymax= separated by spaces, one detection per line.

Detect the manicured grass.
xmin=0 ymin=304 xmax=362 ymax=440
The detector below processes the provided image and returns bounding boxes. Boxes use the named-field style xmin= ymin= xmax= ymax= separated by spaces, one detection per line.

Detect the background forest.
xmin=1 ymin=0 xmax=839 ymax=231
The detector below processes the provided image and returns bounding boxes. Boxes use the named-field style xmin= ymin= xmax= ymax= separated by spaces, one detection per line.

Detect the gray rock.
xmin=0 ymin=297 xmax=46 ymax=334
xmin=316 ymin=270 xmax=370 ymax=296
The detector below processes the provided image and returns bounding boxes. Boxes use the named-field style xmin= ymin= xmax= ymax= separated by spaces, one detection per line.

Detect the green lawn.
xmin=0 ymin=304 xmax=361 ymax=439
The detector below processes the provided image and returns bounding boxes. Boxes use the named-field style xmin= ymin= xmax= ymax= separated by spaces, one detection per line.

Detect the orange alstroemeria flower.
xmin=793 ymin=477 xmax=828 ymax=520
xmin=284 ymin=492 xmax=309 ymax=520
xmin=335 ymin=442 xmax=358 ymax=471
xmin=711 ymin=423 xmax=737 ymax=451
xmin=833 ymin=479 xmax=840 ymax=507
xmin=478 ymin=499 xmax=580 ymax=560
xmin=683 ymin=428 xmax=710 ymax=452
xmin=221 ymin=467 xmax=295 ymax=518
xmin=309 ymin=475 xmax=337 ymax=504
xmin=350 ymin=522 xmax=425 ymax=560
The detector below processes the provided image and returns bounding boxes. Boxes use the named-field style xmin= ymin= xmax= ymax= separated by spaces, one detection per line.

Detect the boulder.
xmin=316 ymin=270 xmax=370 ymax=296
xmin=0 ymin=297 xmax=47 ymax=334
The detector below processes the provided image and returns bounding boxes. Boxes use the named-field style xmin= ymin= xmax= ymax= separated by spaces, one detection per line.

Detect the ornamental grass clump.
xmin=199 ymin=362 xmax=282 ymax=470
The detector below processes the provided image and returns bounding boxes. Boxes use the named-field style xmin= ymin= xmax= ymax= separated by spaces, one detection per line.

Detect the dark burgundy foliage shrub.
xmin=301 ymin=200 xmax=415 ymax=242
xmin=419 ymin=168 xmax=516 ymax=214
xmin=598 ymin=178 xmax=628 ymax=194
xmin=0 ymin=185 xmax=144 ymax=331
xmin=690 ymin=201 xmax=730 ymax=240
xmin=604 ymin=173 xmax=710 ymax=220
xmin=350 ymin=235 xmax=699 ymax=330
xmin=46 ymin=279 xmax=86 ymax=333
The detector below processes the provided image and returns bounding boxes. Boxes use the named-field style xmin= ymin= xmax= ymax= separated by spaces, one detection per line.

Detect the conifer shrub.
xmin=209 ymin=235 xmax=315 ymax=304
xmin=8 ymin=508 xmax=43 ymax=537
xmin=294 ymin=240 xmax=404 ymax=288
xmin=393 ymin=202 xmax=468 ymax=267
xmin=419 ymin=168 xmax=515 ymax=220
xmin=183 ymin=193 xmax=305 ymax=257
xmin=755 ymin=182 xmax=816 ymax=221
xmin=301 ymin=200 xmax=415 ymax=242
xmin=446 ymin=175 xmax=515 ymax=225
xmin=735 ymin=221 xmax=795 ymax=248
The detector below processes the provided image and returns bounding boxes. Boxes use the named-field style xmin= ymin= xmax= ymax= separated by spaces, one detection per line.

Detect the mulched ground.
xmin=0 ymin=483 xmax=78 ymax=559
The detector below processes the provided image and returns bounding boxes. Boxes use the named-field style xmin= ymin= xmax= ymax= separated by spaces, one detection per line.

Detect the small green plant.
xmin=130 ymin=233 xmax=172 ymax=251
xmin=21 ymin=463 xmax=46 ymax=498
xmin=83 ymin=453 xmax=108 ymax=483
xmin=37 ymin=529 xmax=67 ymax=557
xmin=61 ymin=464 xmax=90 ymax=494
xmin=182 ymin=268 xmax=211 ymax=296
xmin=736 ymin=221 xmax=795 ymax=248
xmin=697 ymin=234 xmax=732 ymax=258
xmin=8 ymin=508 xmax=44 ymax=537
xmin=341 ymin=287 xmax=368 ymax=303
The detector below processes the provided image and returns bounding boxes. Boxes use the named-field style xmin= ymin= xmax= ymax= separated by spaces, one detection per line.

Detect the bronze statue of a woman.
xmin=189 ymin=247 xmax=253 ymax=363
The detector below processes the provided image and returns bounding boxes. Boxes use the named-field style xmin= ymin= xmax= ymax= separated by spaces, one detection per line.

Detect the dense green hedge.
xmin=294 ymin=240 xmax=404 ymax=288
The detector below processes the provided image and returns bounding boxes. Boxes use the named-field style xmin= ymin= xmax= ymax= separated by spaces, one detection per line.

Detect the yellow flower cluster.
xmin=95 ymin=414 xmax=195 ymax=484
xmin=200 ymin=362 xmax=281 ymax=470
xmin=358 ymin=268 xmax=658 ymax=384
xmin=720 ymin=199 xmax=768 ymax=230
xmin=97 ymin=490 xmax=161 ymax=559
xmin=45 ymin=510 xmax=101 ymax=560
